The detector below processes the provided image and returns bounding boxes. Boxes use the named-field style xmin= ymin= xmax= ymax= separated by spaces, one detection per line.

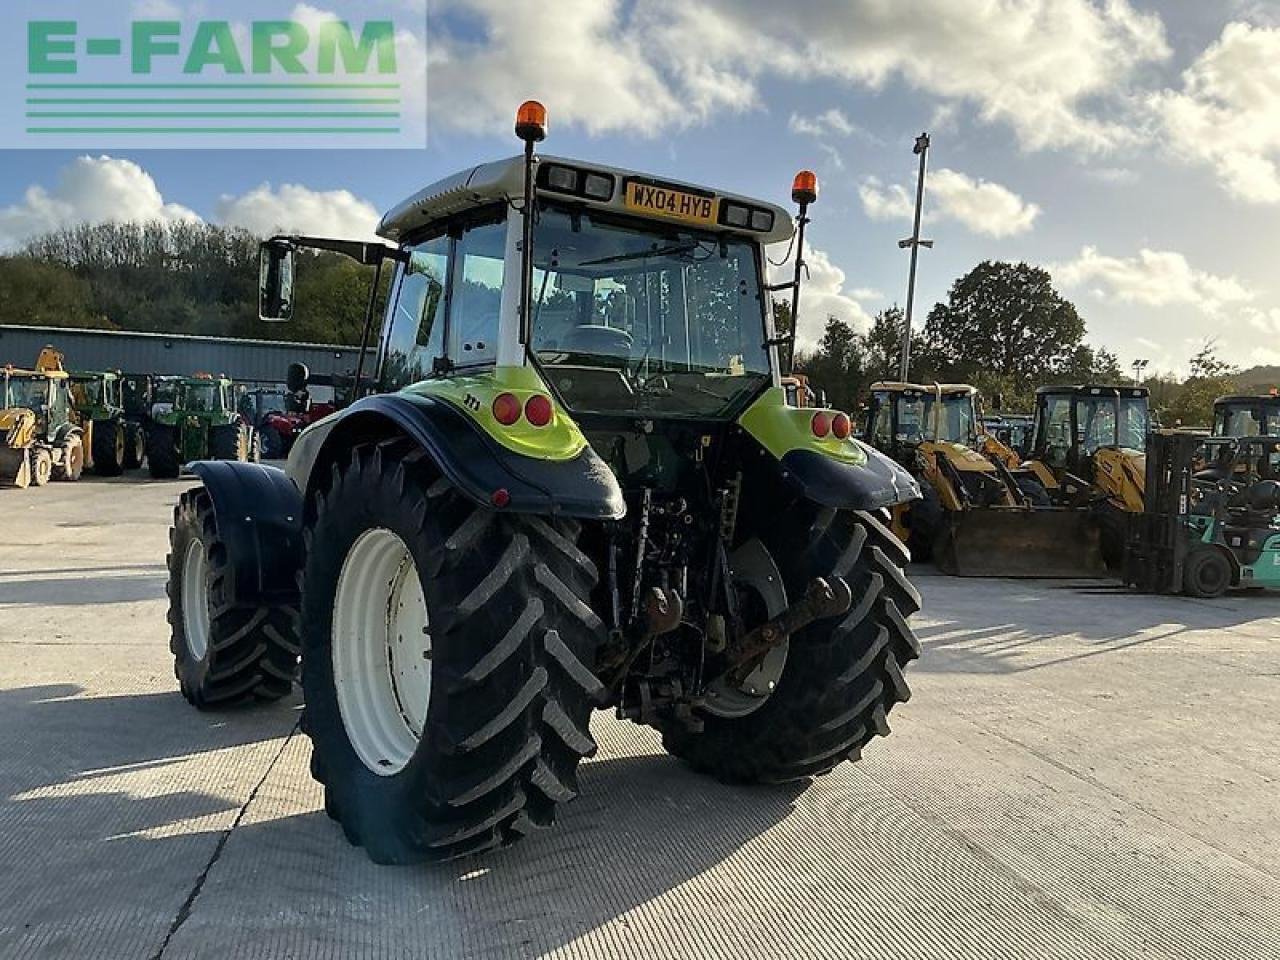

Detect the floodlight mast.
xmin=897 ymin=132 xmax=933 ymax=383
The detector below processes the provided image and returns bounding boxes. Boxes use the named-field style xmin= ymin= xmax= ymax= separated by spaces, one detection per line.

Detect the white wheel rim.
xmin=332 ymin=528 xmax=431 ymax=777
xmin=181 ymin=538 xmax=211 ymax=661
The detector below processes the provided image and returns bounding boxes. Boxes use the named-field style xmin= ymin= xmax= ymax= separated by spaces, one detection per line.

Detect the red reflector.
xmin=491 ymin=488 xmax=511 ymax=508
xmin=524 ymin=394 xmax=553 ymax=427
xmin=832 ymin=412 xmax=851 ymax=440
xmin=492 ymin=392 xmax=521 ymax=426
xmin=811 ymin=412 xmax=831 ymax=438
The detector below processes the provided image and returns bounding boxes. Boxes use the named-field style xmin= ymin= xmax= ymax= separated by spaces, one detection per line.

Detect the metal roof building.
xmin=0 ymin=324 xmax=362 ymax=392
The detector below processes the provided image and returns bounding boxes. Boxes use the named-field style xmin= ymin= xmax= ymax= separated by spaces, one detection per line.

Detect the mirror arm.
xmin=269 ymin=235 xmax=406 ymax=266
xmin=352 ymin=257 xmax=385 ymax=401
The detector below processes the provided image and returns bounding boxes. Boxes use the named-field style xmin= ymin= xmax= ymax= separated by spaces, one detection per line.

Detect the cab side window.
xmin=381 ymin=234 xmax=449 ymax=391
xmin=450 ymin=221 xmax=507 ymax=367
xmin=1043 ymin=396 xmax=1072 ymax=468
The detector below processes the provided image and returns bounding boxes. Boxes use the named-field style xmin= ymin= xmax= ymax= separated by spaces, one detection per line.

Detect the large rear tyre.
xmin=301 ymin=440 xmax=606 ymax=863
xmin=91 ymin=418 xmax=125 ymax=477
xmin=166 ymin=487 xmax=300 ymax=708
xmin=123 ymin=422 xmax=145 ymax=470
xmin=148 ymin=424 xmax=180 ymax=479
xmin=53 ymin=435 xmax=84 ymax=482
xmin=661 ymin=507 xmax=921 ymax=783
xmin=210 ymin=423 xmax=247 ymax=462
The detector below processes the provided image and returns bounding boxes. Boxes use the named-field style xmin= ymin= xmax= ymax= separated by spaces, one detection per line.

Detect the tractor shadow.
xmin=910 ymin=567 xmax=1280 ymax=676
xmin=0 ymin=567 xmax=168 ymax=606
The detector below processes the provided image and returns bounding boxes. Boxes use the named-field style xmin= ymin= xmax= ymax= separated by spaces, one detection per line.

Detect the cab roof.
xmin=1034 ymin=384 xmax=1149 ymax=398
xmin=870 ymin=381 xmax=978 ymax=396
xmin=1214 ymin=394 xmax=1280 ymax=405
xmin=378 ymin=155 xmax=795 ymax=246
xmin=2 ymin=366 xmax=67 ymax=381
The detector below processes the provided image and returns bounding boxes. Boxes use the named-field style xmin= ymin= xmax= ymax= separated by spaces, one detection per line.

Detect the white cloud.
xmin=0 ymin=157 xmax=199 ymax=251
xmin=430 ymin=0 xmax=1169 ymax=150
xmin=214 ymin=183 xmax=381 ymax=240
xmin=769 ymin=245 xmax=876 ymax=351
xmin=1054 ymin=246 xmax=1255 ymax=315
xmin=859 ymin=168 xmax=1041 ymax=237
xmin=788 ymin=108 xmax=860 ymax=139
xmin=1151 ymin=22 xmax=1280 ymax=203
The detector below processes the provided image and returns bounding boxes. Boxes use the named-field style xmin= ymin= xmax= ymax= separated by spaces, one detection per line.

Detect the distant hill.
xmin=1233 ymin=365 xmax=1280 ymax=394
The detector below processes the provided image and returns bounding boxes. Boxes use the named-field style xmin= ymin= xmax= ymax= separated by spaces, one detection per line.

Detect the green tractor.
xmin=69 ymin=370 xmax=145 ymax=475
xmin=147 ymin=375 xmax=257 ymax=479
xmin=1126 ymin=430 xmax=1280 ymax=597
xmin=163 ymin=102 xmax=923 ymax=863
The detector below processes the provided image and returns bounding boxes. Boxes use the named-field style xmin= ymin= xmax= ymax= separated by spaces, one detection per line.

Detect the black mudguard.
xmin=189 ymin=460 xmax=304 ymax=606
xmin=779 ymin=441 xmax=921 ymax=511
xmin=287 ymin=393 xmax=626 ymax=520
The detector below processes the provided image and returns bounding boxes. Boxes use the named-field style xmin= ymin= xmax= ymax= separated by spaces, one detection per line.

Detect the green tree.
xmin=795 ymin=316 xmax=865 ymax=412
xmin=864 ymin=306 xmax=903 ymax=382
xmin=921 ymin=261 xmax=1086 ymax=391
xmin=1166 ymin=341 xmax=1237 ymax=428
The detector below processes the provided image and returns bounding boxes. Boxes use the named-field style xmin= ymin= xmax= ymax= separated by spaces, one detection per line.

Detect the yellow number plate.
xmin=624 ymin=181 xmax=719 ymax=226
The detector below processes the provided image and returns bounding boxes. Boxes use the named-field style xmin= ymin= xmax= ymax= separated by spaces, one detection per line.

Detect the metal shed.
xmin=0 ymin=324 xmax=362 ymax=396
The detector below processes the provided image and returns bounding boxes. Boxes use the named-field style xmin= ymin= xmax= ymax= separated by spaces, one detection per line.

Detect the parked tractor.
xmin=861 ymin=382 xmax=1102 ymax=577
xmin=238 ymin=386 xmax=308 ymax=459
xmin=147 ymin=375 xmax=257 ymax=479
xmin=163 ymin=102 xmax=924 ymax=863
xmin=1 ymin=348 xmax=84 ymax=488
xmin=1126 ymin=430 xmax=1280 ymax=597
xmin=1212 ymin=394 xmax=1280 ymax=438
xmin=1024 ymin=384 xmax=1149 ymax=566
xmin=69 ymin=370 xmax=143 ymax=475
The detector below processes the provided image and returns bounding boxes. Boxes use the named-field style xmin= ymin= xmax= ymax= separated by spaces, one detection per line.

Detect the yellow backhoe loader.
xmin=862 ymin=381 xmax=1104 ymax=577
xmin=1 ymin=348 xmax=85 ymax=488
xmin=1023 ymin=384 xmax=1149 ymax=565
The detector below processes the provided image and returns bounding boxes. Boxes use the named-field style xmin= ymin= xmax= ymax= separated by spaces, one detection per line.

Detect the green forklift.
xmin=69 ymin=370 xmax=144 ymax=475
xmin=1125 ymin=430 xmax=1280 ymax=597
xmin=147 ymin=375 xmax=257 ymax=479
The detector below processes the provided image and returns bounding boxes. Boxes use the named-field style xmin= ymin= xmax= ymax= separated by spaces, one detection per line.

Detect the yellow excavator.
xmin=1023 ymin=384 xmax=1149 ymax=566
xmin=861 ymin=382 xmax=1104 ymax=577
xmin=1 ymin=347 xmax=85 ymax=488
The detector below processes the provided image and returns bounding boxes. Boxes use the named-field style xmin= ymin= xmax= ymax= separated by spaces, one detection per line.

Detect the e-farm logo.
xmin=6 ymin=2 xmax=426 ymax=149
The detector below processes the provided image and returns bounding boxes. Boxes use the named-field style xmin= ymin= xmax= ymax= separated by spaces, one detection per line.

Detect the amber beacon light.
xmin=515 ymin=100 xmax=548 ymax=143
xmin=792 ymin=170 xmax=819 ymax=206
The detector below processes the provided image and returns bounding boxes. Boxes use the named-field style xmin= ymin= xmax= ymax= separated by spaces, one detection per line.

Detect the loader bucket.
xmin=0 ymin=447 xmax=31 ymax=488
xmin=934 ymin=507 xmax=1106 ymax=578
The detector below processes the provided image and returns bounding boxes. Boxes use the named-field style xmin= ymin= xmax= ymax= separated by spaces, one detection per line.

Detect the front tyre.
xmin=123 ymin=422 xmax=145 ymax=469
xmin=302 ymin=440 xmax=606 ymax=863
xmin=92 ymin=418 xmax=125 ymax=477
xmin=148 ymin=424 xmax=180 ymax=479
xmin=166 ymin=488 xmax=300 ymax=708
xmin=662 ymin=507 xmax=922 ymax=783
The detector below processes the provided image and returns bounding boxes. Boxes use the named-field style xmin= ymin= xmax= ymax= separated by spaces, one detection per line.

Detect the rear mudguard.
xmin=778 ymin=442 xmax=921 ymax=511
xmin=188 ymin=460 xmax=304 ymax=606
xmin=287 ymin=393 xmax=626 ymax=520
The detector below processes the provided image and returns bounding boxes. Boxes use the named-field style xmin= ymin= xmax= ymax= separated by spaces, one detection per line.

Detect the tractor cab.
xmin=1212 ymin=394 xmax=1280 ymax=438
xmin=862 ymin=382 xmax=979 ymax=466
xmin=1030 ymin=384 xmax=1149 ymax=480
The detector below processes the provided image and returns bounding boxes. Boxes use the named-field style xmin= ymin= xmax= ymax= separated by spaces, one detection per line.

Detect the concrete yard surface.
xmin=2 ymin=477 xmax=1279 ymax=959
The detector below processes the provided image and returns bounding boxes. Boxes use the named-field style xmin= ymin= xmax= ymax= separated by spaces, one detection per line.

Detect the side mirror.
xmin=286 ymin=362 xmax=310 ymax=393
xmin=259 ymin=240 xmax=295 ymax=322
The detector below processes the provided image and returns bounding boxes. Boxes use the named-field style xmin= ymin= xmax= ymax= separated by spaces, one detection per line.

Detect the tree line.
xmin=791 ymin=260 xmax=1242 ymax=427
xmin=0 ymin=222 xmax=1253 ymax=426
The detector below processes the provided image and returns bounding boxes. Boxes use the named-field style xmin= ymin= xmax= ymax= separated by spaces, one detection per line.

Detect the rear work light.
xmin=539 ymin=163 xmax=616 ymax=202
xmin=718 ymin=200 xmax=775 ymax=233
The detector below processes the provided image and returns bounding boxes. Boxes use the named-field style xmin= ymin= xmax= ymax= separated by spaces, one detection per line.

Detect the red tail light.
xmin=492 ymin=392 xmax=521 ymax=426
xmin=524 ymin=394 xmax=553 ymax=427
xmin=811 ymin=412 xmax=831 ymax=438
xmin=831 ymin=412 xmax=852 ymax=440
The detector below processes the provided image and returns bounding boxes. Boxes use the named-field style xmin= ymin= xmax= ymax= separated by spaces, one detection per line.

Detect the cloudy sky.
xmin=2 ymin=0 xmax=1279 ymax=374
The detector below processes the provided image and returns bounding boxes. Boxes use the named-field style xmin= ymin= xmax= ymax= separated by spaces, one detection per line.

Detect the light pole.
xmin=897 ymin=132 xmax=933 ymax=382
xmin=1131 ymin=358 xmax=1149 ymax=386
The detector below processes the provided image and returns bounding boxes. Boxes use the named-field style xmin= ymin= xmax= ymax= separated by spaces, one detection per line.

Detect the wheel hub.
xmin=332 ymin=528 xmax=431 ymax=776
xmin=181 ymin=538 xmax=211 ymax=661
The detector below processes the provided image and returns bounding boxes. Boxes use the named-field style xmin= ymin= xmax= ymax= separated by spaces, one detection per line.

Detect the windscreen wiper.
xmin=579 ymin=242 xmax=699 ymax=267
